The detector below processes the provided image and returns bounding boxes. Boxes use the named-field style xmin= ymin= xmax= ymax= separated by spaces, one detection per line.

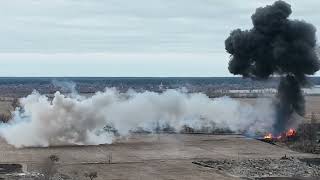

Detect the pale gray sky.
xmin=0 ymin=0 xmax=319 ymax=76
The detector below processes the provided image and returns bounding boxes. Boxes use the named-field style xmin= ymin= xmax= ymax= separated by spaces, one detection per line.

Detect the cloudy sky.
xmin=0 ymin=0 xmax=319 ymax=77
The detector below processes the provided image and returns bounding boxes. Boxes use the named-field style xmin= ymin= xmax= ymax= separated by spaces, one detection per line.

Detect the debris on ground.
xmin=193 ymin=156 xmax=320 ymax=178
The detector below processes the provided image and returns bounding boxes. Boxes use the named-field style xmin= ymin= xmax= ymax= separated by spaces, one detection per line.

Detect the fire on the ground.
xmin=263 ymin=128 xmax=297 ymax=142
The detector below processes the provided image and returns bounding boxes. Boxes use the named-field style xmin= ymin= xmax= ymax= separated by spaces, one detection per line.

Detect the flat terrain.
xmin=0 ymin=94 xmax=319 ymax=179
xmin=0 ymin=134 xmax=318 ymax=179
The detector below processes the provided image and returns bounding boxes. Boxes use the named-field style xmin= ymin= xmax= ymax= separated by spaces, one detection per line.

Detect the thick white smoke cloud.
xmin=0 ymin=88 xmax=275 ymax=148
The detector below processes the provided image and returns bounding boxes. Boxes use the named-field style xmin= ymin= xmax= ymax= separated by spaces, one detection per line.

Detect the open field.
xmin=0 ymin=93 xmax=319 ymax=179
xmin=0 ymin=134 xmax=318 ymax=179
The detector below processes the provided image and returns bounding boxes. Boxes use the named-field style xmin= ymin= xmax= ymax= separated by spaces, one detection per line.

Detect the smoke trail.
xmin=52 ymin=80 xmax=77 ymax=94
xmin=0 ymin=88 xmax=274 ymax=148
xmin=225 ymin=0 xmax=320 ymax=133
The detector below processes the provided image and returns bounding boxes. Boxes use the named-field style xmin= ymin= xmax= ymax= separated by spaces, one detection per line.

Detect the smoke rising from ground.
xmin=225 ymin=0 xmax=320 ymax=133
xmin=0 ymin=88 xmax=274 ymax=148
xmin=52 ymin=80 xmax=77 ymax=94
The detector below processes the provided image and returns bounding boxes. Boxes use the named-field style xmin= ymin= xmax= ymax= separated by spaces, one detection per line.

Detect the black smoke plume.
xmin=225 ymin=0 xmax=320 ymax=133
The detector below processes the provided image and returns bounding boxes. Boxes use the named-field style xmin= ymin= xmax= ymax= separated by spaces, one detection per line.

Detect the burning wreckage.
xmin=192 ymin=1 xmax=320 ymax=179
xmin=263 ymin=128 xmax=297 ymax=143
xmin=0 ymin=1 xmax=319 ymax=179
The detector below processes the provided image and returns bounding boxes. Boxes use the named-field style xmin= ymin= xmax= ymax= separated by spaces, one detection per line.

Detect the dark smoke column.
xmin=225 ymin=0 xmax=320 ymax=133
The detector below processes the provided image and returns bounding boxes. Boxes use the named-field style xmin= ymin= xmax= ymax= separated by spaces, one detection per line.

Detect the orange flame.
xmin=262 ymin=128 xmax=296 ymax=141
xmin=264 ymin=133 xmax=273 ymax=140
xmin=286 ymin=128 xmax=296 ymax=137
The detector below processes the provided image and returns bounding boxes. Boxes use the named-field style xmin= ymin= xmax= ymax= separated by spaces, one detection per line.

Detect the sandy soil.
xmin=0 ymin=134 xmax=318 ymax=179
